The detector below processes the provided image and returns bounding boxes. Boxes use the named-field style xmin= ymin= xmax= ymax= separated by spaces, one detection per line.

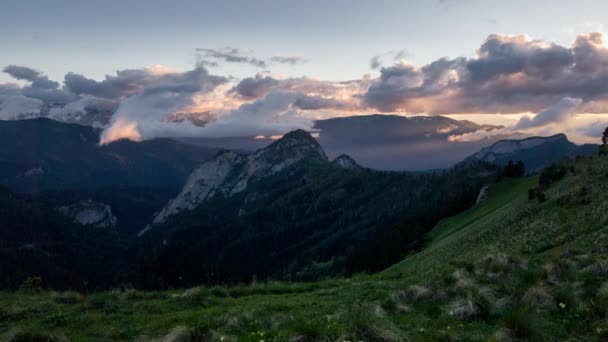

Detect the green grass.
xmin=2 ymin=155 xmax=608 ymax=341
xmin=427 ymin=176 xmax=539 ymax=243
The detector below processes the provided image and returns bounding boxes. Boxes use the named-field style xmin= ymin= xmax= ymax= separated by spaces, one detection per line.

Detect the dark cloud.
xmin=364 ymin=32 xmax=608 ymax=114
xmin=64 ymin=68 xmax=160 ymax=99
xmin=3 ymin=65 xmax=73 ymax=105
xmin=196 ymin=47 xmax=267 ymax=68
xmin=370 ymin=56 xmax=382 ymax=70
xmin=3 ymin=65 xmax=44 ymax=81
xmin=231 ymin=74 xmax=279 ymax=99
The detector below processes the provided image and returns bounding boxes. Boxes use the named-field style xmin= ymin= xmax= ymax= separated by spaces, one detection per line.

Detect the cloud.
xmin=578 ymin=121 xmax=608 ymax=138
xmin=190 ymin=90 xmax=315 ymax=138
xmin=270 ymin=56 xmax=308 ymax=65
xmin=364 ymin=32 xmax=608 ymax=114
xmin=369 ymin=50 xmax=408 ymax=70
xmin=3 ymin=65 xmax=44 ymax=82
xmin=5 ymin=31 xmax=608 ymax=143
xmin=231 ymin=74 xmax=279 ymax=99
xmin=0 ymin=95 xmax=43 ymax=120
xmin=515 ymin=97 xmax=582 ymax=129
xmin=195 ymin=47 xmax=267 ymax=68
xmin=64 ymin=66 xmax=176 ymax=99
xmin=3 ymin=65 xmax=73 ymax=104
xmin=100 ymin=66 xmax=228 ymax=143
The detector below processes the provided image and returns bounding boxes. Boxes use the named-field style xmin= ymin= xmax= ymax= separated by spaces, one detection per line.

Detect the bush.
xmin=341 ymin=302 xmax=403 ymax=341
xmin=537 ymin=192 xmax=546 ymax=203
xmin=501 ymin=305 xmax=537 ymax=339
xmin=20 ymin=276 xmax=43 ymax=291
xmin=539 ymin=164 xmax=567 ymax=189
xmin=157 ymin=326 xmax=211 ymax=342
xmin=528 ymin=188 xmax=538 ymax=200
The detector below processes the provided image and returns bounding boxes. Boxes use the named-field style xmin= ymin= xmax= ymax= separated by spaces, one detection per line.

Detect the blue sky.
xmin=1 ymin=0 xmax=607 ymax=83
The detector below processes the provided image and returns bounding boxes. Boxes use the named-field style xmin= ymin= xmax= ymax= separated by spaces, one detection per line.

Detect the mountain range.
xmin=181 ymin=114 xmax=504 ymax=170
xmin=461 ymin=133 xmax=597 ymax=172
xmin=0 ymin=117 xmax=598 ymax=289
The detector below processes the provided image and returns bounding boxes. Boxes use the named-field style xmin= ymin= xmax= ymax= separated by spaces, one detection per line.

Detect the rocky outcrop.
xmin=333 ymin=154 xmax=362 ymax=170
xmin=149 ymin=130 xmax=327 ymax=227
xmin=475 ymin=185 xmax=489 ymax=204
xmin=58 ymin=199 xmax=116 ymax=228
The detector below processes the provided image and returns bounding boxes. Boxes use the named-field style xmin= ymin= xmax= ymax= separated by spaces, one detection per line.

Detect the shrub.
xmin=157 ymin=326 xmax=211 ymax=342
xmin=393 ymin=285 xmax=433 ymax=304
xmin=443 ymin=297 xmax=480 ymax=320
xmin=522 ymin=286 xmax=556 ymax=311
xmin=528 ymin=188 xmax=538 ymax=200
xmin=501 ymin=305 xmax=537 ymax=339
xmin=341 ymin=302 xmax=403 ymax=341
xmin=20 ymin=276 xmax=43 ymax=291
xmin=537 ymin=192 xmax=546 ymax=203
xmin=539 ymin=164 xmax=567 ymax=189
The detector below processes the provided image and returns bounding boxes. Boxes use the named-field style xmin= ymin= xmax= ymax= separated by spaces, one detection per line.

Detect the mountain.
xmin=0 ymin=186 xmax=128 ymax=289
xmin=0 ymin=118 xmax=218 ymax=193
xmin=0 ymin=118 xmax=219 ymax=234
xmin=137 ymin=129 xmax=498 ymax=287
xmin=179 ymin=114 xmax=504 ymax=170
xmin=461 ymin=133 xmax=598 ymax=172
xmin=10 ymin=140 xmax=608 ymax=341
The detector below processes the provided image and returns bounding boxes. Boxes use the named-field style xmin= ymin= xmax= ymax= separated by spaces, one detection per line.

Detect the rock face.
xmin=151 ymin=129 xmax=328 ymax=226
xmin=475 ymin=185 xmax=489 ymax=204
xmin=332 ymin=154 xmax=362 ymax=170
xmin=58 ymin=199 xmax=117 ymax=228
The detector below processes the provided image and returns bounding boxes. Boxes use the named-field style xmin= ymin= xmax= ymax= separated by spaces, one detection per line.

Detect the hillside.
xmin=3 ymin=150 xmax=608 ymax=340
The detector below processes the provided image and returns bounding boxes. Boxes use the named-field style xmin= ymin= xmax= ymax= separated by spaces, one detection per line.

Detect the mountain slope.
xmin=137 ymin=130 xmax=497 ymax=287
xmin=0 ymin=187 xmax=128 ymax=289
xmin=6 ymin=146 xmax=608 ymax=341
xmin=462 ymin=133 xmax=597 ymax=172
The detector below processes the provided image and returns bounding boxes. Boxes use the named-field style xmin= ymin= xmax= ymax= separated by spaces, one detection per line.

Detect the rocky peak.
xmin=148 ymin=129 xmax=330 ymax=227
xmin=333 ymin=154 xmax=362 ymax=170
xmin=258 ymin=129 xmax=327 ymax=163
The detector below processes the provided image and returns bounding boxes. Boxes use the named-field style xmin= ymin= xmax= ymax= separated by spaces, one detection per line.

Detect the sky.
xmin=1 ymin=0 xmax=608 ymax=144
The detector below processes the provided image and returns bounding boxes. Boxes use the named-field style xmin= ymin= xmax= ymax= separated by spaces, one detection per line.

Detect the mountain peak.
xmin=333 ymin=154 xmax=362 ymax=170
xmin=261 ymin=129 xmax=327 ymax=162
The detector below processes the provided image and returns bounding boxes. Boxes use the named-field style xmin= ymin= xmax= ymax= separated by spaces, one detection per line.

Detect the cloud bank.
xmin=2 ymin=32 xmax=608 ymax=143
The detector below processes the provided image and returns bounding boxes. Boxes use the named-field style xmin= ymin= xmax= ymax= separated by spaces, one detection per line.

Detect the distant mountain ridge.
xmin=462 ymin=133 xmax=597 ymax=172
xmin=0 ymin=118 xmax=218 ymax=193
xmin=178 ymin=114 xmax=504 ymax=170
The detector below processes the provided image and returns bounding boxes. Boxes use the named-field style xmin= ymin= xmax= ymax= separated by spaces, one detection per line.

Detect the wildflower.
xmin=559 ymin=302 xmax=566 ymax=309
